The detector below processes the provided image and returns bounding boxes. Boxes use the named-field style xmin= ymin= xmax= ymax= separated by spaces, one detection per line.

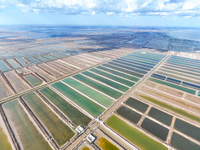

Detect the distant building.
xmin=76 ymin=126 xmax=84 ymax=134
xmin=86 ymin=134 xmax=96 ymax=143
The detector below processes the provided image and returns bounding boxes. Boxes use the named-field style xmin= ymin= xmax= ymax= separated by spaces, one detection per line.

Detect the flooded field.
xmin=141 ymin=118 xmax=169 ymax=141
xmin=40 ymin=87 xmax=92 ymax=126
xmin=73 ymin=74 xmax=123 ymax=99
xmin=148 ymin=107 xmax=173 ymax=126
xmin=63 ymin=78 xmax=114 ymax=107
xmin=6 ymin=59 xmax=21 ymax=69
xmin=82 ymin=71 xmax=129 ymax=92
xmin=35 ymin=56 xmax=49 ymax=62
xmin=26 ymin=57 xmax=41 ymax=64
xmin=16 ymin=57 xmax=31 ymax=67
xmin=24 ymin=74 xmax=43 ymax=87
xmin=96 ymin=66 xmax=140 ymax=82
xmin=125 ymin=97 xmax=149 ymax=113
xmin=0 ymin=60 xmax=10 ymax=72
xmin=90 ymin=68 xmax=135 ymax=87
xmin=23 ymin=93 xmax=75 ymax=146
xmin=171 ymin=132 xmax=200 ymax=150
xmin=174 ymin=119 xmax=200 ymax=141
xmin=108 ymin=62 xmax=147 ymax=74
xmin=113 ymin=60 xmax=150 ymax=71
xmin=106 ymin=115 xmax=167 ymax=150
xmin=116 ymin=106 xmax=142 ymax=124
xmin=102 ymin=64 xmax=143 ymax=78
xmin=43 ymin=55 xmax=56 ymax=60
xmin=52 ymin=82 xmax=105 ymax=117
xmin=3 ymin=99 xmax=52 ymax=150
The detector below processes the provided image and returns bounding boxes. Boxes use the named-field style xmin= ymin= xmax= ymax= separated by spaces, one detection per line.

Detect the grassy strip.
xmin=106 ymin=115 xmax=167 ymax=150
xmin=139 ymin=95 xmax=200 ymax=123
xmin=149 ymin=78 xmax=196 ymax=94
xmin=97 ymin=137 xmax=119 ymax=150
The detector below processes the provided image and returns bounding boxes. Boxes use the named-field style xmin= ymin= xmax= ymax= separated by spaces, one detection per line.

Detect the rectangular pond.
xmin=52 ymin=82 xmax=105 ymax=117
xmin=149 ymin=78 xmax=196 ymax=95
xmin=16 ymin=57 xmax=31 ymax=67
xmin=106 ymin=115 xmax=167 ymax=150
xmin=96 ymin=66 xmax=140 ymax=82
xmin=174 ymin=119 xmax=200 ymax=142
xmin=63 ymin=78 xmax=114 ymax=107
xmin=73 ymin=74 xmax=123 ymax=99
xmin=90 ymin=68 xmax=135 ymax=87
xmin=43 ymin=55 xmax=56 ymax=60
xmin=26 ymin=57 xmax=41 ymax=64
xmin=0 ymin=60 xmax=10 ymax=72
xmin=40 ymin=87 xmax=92 ymax=126
xmin=171 ymin=132 xmax=200 ymax=150
xmin=3 ymin=99 xmax=52 ymax=150
xmin=116 ymin=106 xmax=142 ymax=124
xmin=125 ymin=97 xmax=149 ymax=113
xmin=82 ymin=71 xmax=129 ymax=92
xmin=102 ymin=64 xmax=143 ymax=78
xmin=23 ymin=93 xmax=75 ymax=146
xmin=24 ymin=74 xmax=43 ymax=87
xmin=6 ymin=59 xmax=21 ymax=69
xmin=108 ymin=62 xmax=147 ymax=74
xmin=148 ymin=107 xmax=173 ymax=126
xmin=35 ymin=56 xmax=49 ymax=62
xmin=141 ymin=118 xmax=169 ymax=141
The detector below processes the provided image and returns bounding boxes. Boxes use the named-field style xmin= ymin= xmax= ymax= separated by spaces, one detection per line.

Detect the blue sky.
xmin=0 ymin=0 xmax=200 ymax=27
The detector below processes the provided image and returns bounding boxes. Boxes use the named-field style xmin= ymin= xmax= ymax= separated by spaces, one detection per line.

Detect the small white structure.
xmin=76 ymin=126 xmax=84 ymax=134
xmin=86 ymin=134 xmax=96 ymax=143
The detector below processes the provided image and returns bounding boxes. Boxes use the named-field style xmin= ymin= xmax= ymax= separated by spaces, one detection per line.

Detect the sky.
xmin=0 ymin=0 xmax=200 ymax=27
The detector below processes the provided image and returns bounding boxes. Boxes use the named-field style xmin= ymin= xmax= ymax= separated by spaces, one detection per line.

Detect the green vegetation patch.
xmin=40 ymin=87 xmax=92 ymax=126
xmin=3 ymin=99 xmax=51 ymax=150
xmin=23 ymin=93 xmax=75 ymax=146
xmin=24 ymin=74 xmax=43 ymax=87
xmin=52 ymin=82 xmax=105 ymax=117
xmin=139 ymin=95 xmax=200 ymax=123
xmin=106 ymin=115 xmax=167 ymax=150
xmin=149 ymin=78 xmax=196 ymax=94
xmin=97 ymin=137 xmax=119 ymax=150
xmin=63 ymin=78 xmax=114 ymax=107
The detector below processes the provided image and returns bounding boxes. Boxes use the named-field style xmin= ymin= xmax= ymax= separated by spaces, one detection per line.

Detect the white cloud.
xmin=0 ymin=0 xmax=200 ymax=17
